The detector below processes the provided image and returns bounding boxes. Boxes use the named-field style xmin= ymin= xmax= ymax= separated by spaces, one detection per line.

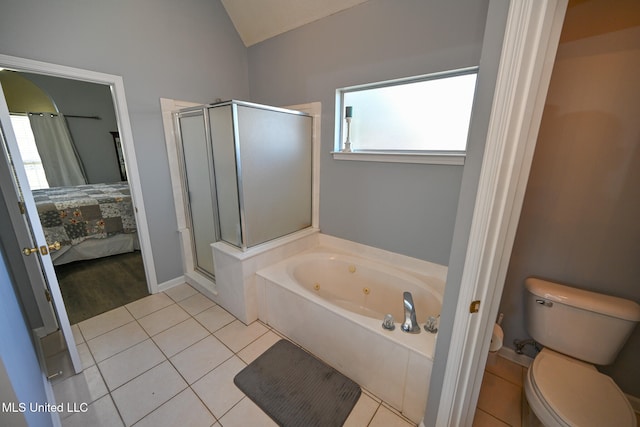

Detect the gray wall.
xmin=0 ymin=0 xmax=249 ymax=284
xmin=247 ymin=0 xmax=490 ymax=265
xmin=425 ymin=0 xmax=510 ymax=423
xmin=500 ymin=21 xmax=640 ymax=396
xmin=21 ymin=73 xmax=122 ymax=184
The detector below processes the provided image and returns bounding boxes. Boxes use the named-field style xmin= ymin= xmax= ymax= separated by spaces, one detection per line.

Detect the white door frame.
xmin=0 ymin=54 xmax=158 ymax=294
xmin=430 ymin=0 xmax=568 ymax=425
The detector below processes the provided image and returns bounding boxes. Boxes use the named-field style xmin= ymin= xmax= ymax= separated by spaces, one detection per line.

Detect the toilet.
xmin=523 ymin=277 xmax=640 ymax=427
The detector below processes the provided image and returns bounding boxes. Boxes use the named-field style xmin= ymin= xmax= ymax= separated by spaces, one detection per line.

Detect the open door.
xmin=0 ymin=82 xmax=81 ymax=374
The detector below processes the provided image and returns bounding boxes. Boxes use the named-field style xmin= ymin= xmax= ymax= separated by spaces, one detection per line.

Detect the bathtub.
xmin=256 ymin=242 xmax=446 ymax=423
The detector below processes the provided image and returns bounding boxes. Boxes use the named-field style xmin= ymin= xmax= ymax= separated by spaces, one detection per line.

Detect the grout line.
xmin=58 ymin=288 xmax=418 ymax=427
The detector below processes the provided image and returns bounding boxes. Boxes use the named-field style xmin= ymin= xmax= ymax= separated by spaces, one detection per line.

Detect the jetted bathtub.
xmin=256 ymin=244 xmax=446 ymax=423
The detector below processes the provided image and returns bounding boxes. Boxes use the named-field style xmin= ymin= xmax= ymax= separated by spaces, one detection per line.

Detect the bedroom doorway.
xmin=0 ymin=54 xmax=156 ymax=330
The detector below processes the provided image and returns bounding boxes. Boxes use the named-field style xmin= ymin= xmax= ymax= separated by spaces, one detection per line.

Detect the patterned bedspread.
xmin=32 ymin=182 xmax=137 ymax=247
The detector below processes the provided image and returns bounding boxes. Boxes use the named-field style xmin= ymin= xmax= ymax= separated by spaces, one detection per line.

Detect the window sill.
xmin=331 ymin=150 xmax=465 ymax=165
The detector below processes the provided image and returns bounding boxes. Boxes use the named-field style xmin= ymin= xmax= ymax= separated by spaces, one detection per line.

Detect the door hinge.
xmin=45 ymin=289 xmax=52 ymax=302
xmin=470 ymin=300 xmax=481 ymax=313
xmin=18 ymin=201 xmax=25 ymax=214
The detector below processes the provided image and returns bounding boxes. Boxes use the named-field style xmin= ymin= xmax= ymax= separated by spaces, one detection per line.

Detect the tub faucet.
xmin=401 ymin=291 xmax=420 ymax=333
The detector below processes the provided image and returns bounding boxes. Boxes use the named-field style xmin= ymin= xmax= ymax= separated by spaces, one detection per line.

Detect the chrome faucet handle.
xmin=424 ymin=315 xmax=439 ymax=333
xmin=382 ymin=314 xmax=395 ymax=331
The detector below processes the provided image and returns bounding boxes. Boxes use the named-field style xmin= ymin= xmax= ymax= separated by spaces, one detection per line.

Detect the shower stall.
xmin=174 ymin=100 xmax=313 ymax=283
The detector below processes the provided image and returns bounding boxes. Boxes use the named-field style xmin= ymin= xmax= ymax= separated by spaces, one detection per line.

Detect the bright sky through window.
xmin=340 ymin=70 xmax=477 ymax=152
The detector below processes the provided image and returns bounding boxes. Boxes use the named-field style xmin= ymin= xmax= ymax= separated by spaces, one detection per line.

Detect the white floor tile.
xmin=77 ymin=342 xmax=95 ymax=369
xmin=163 ymin=283 xmax=199 ymax=303
xmin=344 ymin=392 xmax=379 ymax=427
xmin=218 ymin=397 xmax=278 ymax=427
xmin=52 ymin=365 xmax=109 ymax=418
xmin=194 ymin=305 xmax=235 ymax=333
xmin=368 ymin=405 xmax=416 ymax=427
xmin=87 ymin=321 xmax=148 ymax=363
xmin=133 ymin=388 xmax=216 ymax=427
xmin=55 ymin=279 xmax=426 ymax=427
xmin=41 ymin=330 xmax=67 ymax=357
xmin=476 ymin=371 xmax=522 ymax=427
xmin=170 ymin=335 xmax=233 ymax=384
xmin=213 ymin=320 xmax=268 ymax=353
xmin=485 ymin=354 xmax=524 ymax=387
xmin=71 ymin=324 xmax=84 ymax=344
xmin=177 ymin=293 xmax=216 ymax=316
xmin=473 ymin=409 xmax=510 ymax=427
xmin=98 ymin=339 xmax=165 ymax=391
xmin=125 ymin=293 xmax=174 ymax=319
xmin=236 ymin=331 xmax=281 ymax=364
xmin=138 ymin=304 xmax=190 ymax=336
xmin=111 ymin=360 xmax=187 ymax=426
xmin=152 ymin=318 xmax=210 ymax=358
xmin=62 ymin=394 xmax=124 ymax=427
xmin=78 ymin=306 xmax=135 ymax=341
xmin=192 ymin=356 xmax=247 ymax=419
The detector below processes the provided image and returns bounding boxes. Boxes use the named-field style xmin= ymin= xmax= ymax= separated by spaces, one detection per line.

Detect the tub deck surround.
xmin=255 ymin=236 xmax=447 ymax=423
xmin=211 ymin=228 xmax=320 ymax=323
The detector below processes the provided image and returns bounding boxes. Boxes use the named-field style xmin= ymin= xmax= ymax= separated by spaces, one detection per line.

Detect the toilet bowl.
xmin=522 ymin=277 xmax=640 ymax=427
xmin=524 ymin=348 xmax=635 ymax=427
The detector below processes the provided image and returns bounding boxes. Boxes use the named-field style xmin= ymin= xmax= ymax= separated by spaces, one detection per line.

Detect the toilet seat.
xmin=525 ymin=348 xmax=635 ymax=427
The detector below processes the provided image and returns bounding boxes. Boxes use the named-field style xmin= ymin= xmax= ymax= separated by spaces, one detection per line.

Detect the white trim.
xmin=160 ymin=97 xmax=202 ymax=233
xmin=497 ymin=346 xmax=533 ymax=368
xmin=283 ymin=102 xmax=321 ymax=229
xmin=331 ymin=151 xmax=465 ymax=165
xmin=155 ymin=276 xmax=187 ymax=293
xmin=0 ymin=54 xmax=158 ymax=294
xmin=433 ymin=1 xmax=567 ymax=425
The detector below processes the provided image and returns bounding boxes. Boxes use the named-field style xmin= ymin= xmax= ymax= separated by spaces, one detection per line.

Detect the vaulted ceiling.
xmin=220 ymin=0 xmax=370 ymax=46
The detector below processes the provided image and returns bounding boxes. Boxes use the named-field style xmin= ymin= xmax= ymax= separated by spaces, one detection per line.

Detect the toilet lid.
xmin=531 ymin=349 xmax=635 ymax=427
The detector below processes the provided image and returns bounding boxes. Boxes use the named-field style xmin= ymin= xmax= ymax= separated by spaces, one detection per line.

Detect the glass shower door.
xmin=177 ymin=110 xmax=219 ymax=279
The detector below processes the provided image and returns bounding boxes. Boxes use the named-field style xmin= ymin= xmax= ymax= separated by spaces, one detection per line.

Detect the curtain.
xmin=29 ymin=113 xmax=87 ymax=187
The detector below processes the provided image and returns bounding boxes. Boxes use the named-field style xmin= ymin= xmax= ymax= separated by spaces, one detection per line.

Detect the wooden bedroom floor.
xmin=55 ymin=251 xmax=149 ymax=324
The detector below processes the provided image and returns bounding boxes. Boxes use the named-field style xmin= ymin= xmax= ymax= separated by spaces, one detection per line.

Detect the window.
xmin=334 ymin=67 xmax=478 ymax=164
xmin=10 ymin=115 xmax=49 ymax=189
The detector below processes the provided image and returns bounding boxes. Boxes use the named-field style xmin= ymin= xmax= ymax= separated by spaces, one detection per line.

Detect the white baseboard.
xmin=156 ymin=276 xmax=186 ymax=293
xmin=497 ymin=346 xmax=533 ymax=368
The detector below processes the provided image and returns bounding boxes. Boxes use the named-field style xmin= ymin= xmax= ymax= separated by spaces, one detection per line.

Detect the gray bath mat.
xmin=234 ymin=339 xmax=361 ymax=427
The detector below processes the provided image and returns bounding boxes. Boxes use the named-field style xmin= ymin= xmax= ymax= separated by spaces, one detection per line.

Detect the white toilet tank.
xmin=525 ymin=277 xmax=640 ymax=365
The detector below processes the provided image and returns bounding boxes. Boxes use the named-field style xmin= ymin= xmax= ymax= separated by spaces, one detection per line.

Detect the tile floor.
xmin=43 ymin=283 xmax=417 ymax=427
xmin=472 ymin=352 xmax=640 ymax=427
xmin=473 ymin=353 xmax=526 ymax=427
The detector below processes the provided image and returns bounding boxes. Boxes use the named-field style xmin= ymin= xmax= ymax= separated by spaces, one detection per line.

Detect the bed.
xmin=31 ymin=182 xmax=139 ymax=265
